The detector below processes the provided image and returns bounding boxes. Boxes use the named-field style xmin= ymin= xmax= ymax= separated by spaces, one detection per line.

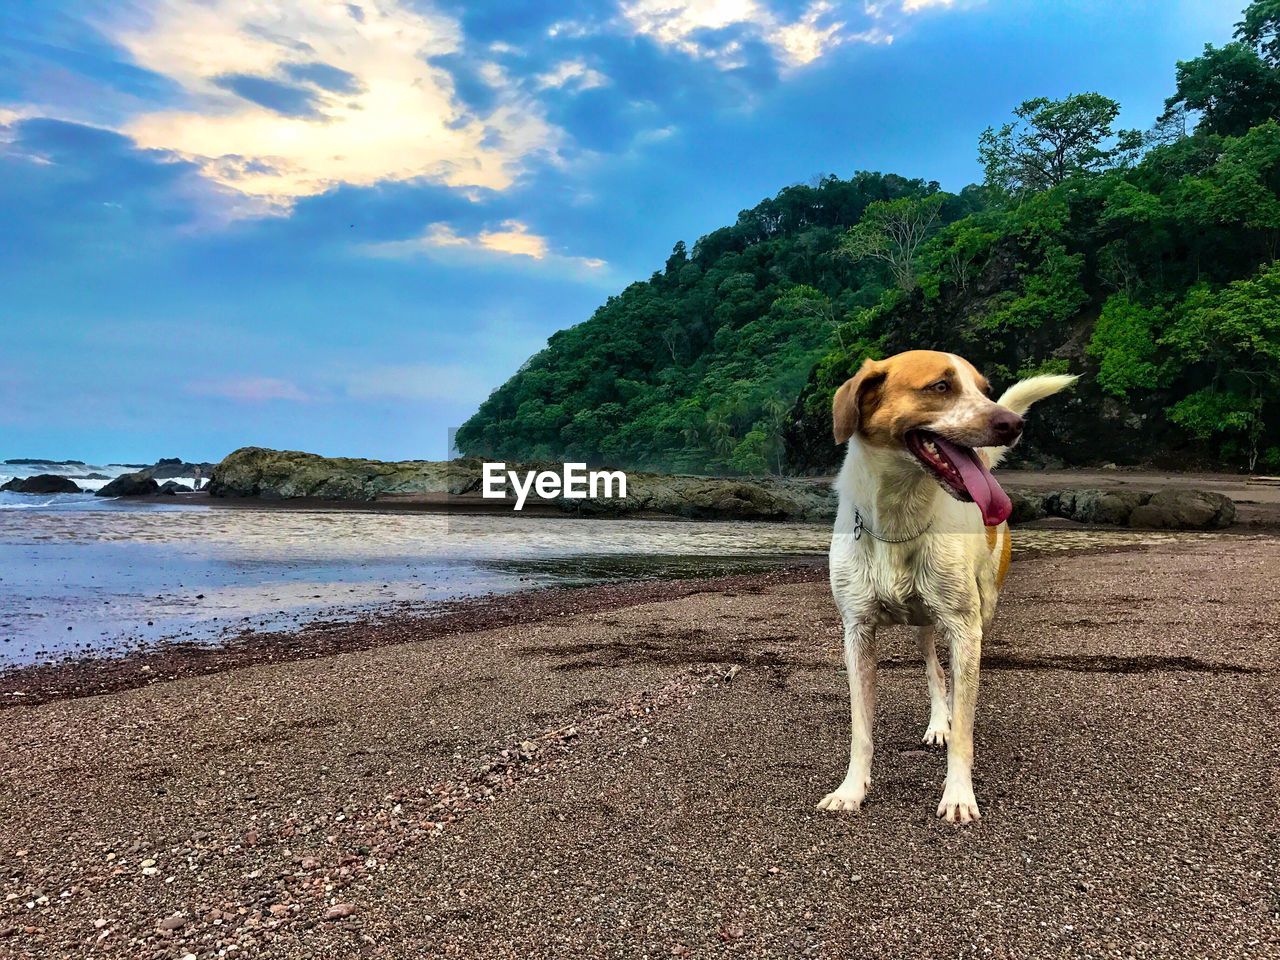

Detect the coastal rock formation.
xmin=208 ymin=447 xmax=481 ymax=501
xmin=207 ymin=446 xmax=831 ymax=519
xmin=96 ymin=473 xmax=161 ymax=497
xmin=205 ymin=447 xmax=1239 ymax=528
xmin=1128 ymin=489 xmax=1237 ymax=530
xmin=159 ymin=481 xmax=194 ymax=495
xmin=0 ymin=474 xmax=82 ymax=494
xmin=1013 ymin=487 xmax=1236 ymax=529
xmin=1044 ymin=488 xmax=1154 ymax=526
xmin=142 ymin=458 xmax=216 ymax=481
xmin=559 ymin=472 xmax=833 ymax=521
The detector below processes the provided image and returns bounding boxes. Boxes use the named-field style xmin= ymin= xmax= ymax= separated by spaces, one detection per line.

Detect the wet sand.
xmin=2 ymin=537 xmax=1278 ymax=958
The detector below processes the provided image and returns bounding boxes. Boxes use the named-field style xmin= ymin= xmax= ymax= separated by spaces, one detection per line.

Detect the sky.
xmin=0 ymin=0 xmax=1241 ymax=463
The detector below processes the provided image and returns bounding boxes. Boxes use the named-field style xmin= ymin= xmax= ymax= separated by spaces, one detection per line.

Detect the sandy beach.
xmin=2 ymin=534 xmax=1277 ymax=959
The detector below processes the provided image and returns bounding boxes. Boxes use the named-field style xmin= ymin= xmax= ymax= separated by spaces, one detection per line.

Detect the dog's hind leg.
xmin=936 ymin=616 xmax=983 ymax=824
xmin=917 ymin=626 xmax=950 ymax=746
xmin=817 ymin=621 xmax=877 ymax=813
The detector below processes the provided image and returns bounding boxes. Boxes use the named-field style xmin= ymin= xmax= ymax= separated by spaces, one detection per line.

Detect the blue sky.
xmin=0 ymin=0 xmax=1240 ymax=462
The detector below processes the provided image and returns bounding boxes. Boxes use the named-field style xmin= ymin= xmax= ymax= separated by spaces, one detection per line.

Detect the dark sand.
xmin=2 ymin=538 xmax=1278 ymax=958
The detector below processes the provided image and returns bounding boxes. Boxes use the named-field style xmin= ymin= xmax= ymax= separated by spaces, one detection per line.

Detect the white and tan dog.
xmin=820 ymin=350 xmax=1076 ymax=823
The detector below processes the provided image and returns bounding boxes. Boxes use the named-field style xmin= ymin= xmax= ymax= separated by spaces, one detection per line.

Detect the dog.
xmin=819 ymin=350 xmax=1076 ymax=823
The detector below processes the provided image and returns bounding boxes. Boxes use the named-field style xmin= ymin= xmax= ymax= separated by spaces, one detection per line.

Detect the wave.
xmin=0 ymin=491 xmax=112 ymax=511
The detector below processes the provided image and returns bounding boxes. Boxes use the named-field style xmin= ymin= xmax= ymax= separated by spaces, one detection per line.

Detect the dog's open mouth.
xmin=905 ymin=429 xmax=1013 ymax=527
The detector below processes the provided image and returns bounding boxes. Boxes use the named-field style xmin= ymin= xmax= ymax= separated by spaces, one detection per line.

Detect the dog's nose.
xmin=990 ymin=409 xmax=1024 ymax=443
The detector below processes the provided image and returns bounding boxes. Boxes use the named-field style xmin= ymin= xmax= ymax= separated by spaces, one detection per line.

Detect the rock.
xmin=159 ymin=481 xmax=193 ymax=495
xmin=1007 ymin=491 xmax=1046 ymax=525
xmin=1128 ymin=489 xmax=1236 ymax=529
xmin=324 ymin=903 xmax=357 ymax=921
xmin=1045 ymin=488 xmax=1153 ymax=526
xmin=207 ymin=446 xmax=837 ymax=520
xmin=0 ymin=474 xmax=81 ymax=494
xmin=208 ymin=447 xmax=480 ymax=501
xmin=156 ymin=914 xmax=185 ymax=931
xmin=140 ymin=459 xmax=216 ymax=481
xmin=96 ymin=473 xmax=160 ymax=497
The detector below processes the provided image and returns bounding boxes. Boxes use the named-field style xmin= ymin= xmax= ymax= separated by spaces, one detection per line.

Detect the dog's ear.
xmin=833 ymin=358 xmax=886 ymax=444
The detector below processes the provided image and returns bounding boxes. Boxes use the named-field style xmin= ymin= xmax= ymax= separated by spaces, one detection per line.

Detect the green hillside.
xmin=457 ymin=1 xmax=1280 ymax=475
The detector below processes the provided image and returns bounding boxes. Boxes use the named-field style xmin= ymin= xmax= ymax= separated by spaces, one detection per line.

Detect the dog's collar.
xmin=852 ymin=508 xmax=933 ymax=544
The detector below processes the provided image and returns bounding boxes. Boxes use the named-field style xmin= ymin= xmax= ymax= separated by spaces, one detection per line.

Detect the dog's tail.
xmin=985 ymin=373 xmax=1079 ymax=468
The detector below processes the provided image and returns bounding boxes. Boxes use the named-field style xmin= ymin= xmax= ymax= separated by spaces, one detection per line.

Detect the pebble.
xmin=157 ymin=914 xmax=186 ymax=931
xmin=324 ymin=902 xmax=357 ymax=920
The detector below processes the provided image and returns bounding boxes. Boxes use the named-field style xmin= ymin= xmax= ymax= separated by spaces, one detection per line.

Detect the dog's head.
xmin=833 ymin=350 xmax=1021 ymax=526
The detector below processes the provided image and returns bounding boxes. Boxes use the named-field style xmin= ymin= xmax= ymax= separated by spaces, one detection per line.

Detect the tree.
xmin=1162 ymin=42 xmax=1280 ymax=137
xmin=838 ymin=194 xmax=945 ymax=291
xmin=1162 ymin=262 xmax=1280 ymax=469
xmin=1236 ymin=0 xmax=1280 ymax=65
xmin=1162 ymin=2 xmax=1280 ymax=137
xmin=1087 ymin=295 xmax=1164 ymax=399
xmin=979 ymin=94 xmax=1143 ymax=196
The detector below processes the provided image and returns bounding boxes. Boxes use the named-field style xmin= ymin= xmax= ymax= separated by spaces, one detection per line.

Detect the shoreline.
xmin=95 ymin=465 xmax=1280 ymax=527
xmin=0 ymin=562 xmax=827 ymax=710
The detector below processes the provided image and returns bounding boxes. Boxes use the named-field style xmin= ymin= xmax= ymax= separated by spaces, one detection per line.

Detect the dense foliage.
xmin=456 ymin=174 xmax=980 ymax=472
xmin=458 ymin=2 xmax=1280 ymax=473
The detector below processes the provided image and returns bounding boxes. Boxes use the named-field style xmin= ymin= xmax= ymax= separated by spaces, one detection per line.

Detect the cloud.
xmin=619 ymin=0 xmax=885 ymax=69
xmin=0 ymin=117 xmax=258 ymax=252
xmin=363 ymin=219 xmax=607 ymax=270
xmin=101 ymin=0 xmax=562 ymax=207
xmin=187 ymin=376 xmax=313 ymax=402
xmin=535 ymin=60 xmax=609 ymax=92
xmin=901 ymin=0 xmax=957 ymax=11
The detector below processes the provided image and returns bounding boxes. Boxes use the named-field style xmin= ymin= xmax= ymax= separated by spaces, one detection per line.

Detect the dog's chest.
xmin=831 ymin=543 xmax=966 ymax=626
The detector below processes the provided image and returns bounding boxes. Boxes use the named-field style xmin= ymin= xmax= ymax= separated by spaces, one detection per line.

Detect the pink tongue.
xmin=933 ymin=437 xmax=1012 ymax=526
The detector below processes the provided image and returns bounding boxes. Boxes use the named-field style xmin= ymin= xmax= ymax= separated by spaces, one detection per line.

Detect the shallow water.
xmin=0 ymin=497 xmax=1223 ymax=668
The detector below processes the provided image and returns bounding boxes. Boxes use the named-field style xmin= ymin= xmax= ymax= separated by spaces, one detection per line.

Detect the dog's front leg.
xmin=917 ymin=626 xmax=950 ymax=746
xmin=937 ymin=615 xmax=982 ymax=824
xmin=817 ymin=620 xmax=877 ymax=813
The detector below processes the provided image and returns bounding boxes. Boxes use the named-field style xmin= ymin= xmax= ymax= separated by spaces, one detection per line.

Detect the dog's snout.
xmin=990 ymin=409 xmax=1024 ymax=442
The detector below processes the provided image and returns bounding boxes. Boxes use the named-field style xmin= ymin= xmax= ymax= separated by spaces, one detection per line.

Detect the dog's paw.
xmin=936 ymin=779 xmax=981 ymax=824
xmin=816 ymin=782 xmax=867 ymax=813
xmin=921 ymin=723 xmax=950 ymax=747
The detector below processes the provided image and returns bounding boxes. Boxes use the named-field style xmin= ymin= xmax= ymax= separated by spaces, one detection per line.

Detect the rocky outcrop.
xmin=208 ymin=447 xmax=832 ymax=520
xmin=208 ymin=447 xmax=480 ymax=501
xmin=1128 ymin=489 xmax=1237 ymax=530
xmin=1043 ymin=489 xmax=1154 ymax=526
xmin=205 ymin=447 xmax=1238 ymax=527
xmin=159 ymin=481 xmax=194 ymax=495
xmin=96 ymin=473 xmax=160 ymax=497
xmin=0 ymin=474 xmax=82 ymax=494
xmin=142 ymin=459 xmax=217 ymax=481
xmin=1010 ymin=487 xmax=1236 ymax=529
xmin=559 ymin=473 xmax=833 ymax=521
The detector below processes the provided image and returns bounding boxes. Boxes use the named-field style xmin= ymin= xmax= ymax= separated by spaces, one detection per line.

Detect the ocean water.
xmin=0 ymin=495 xmax=832 ymax=668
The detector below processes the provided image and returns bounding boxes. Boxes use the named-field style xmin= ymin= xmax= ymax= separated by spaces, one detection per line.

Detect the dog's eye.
xmin=927 ymin=380 xmax=949 ymax=393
